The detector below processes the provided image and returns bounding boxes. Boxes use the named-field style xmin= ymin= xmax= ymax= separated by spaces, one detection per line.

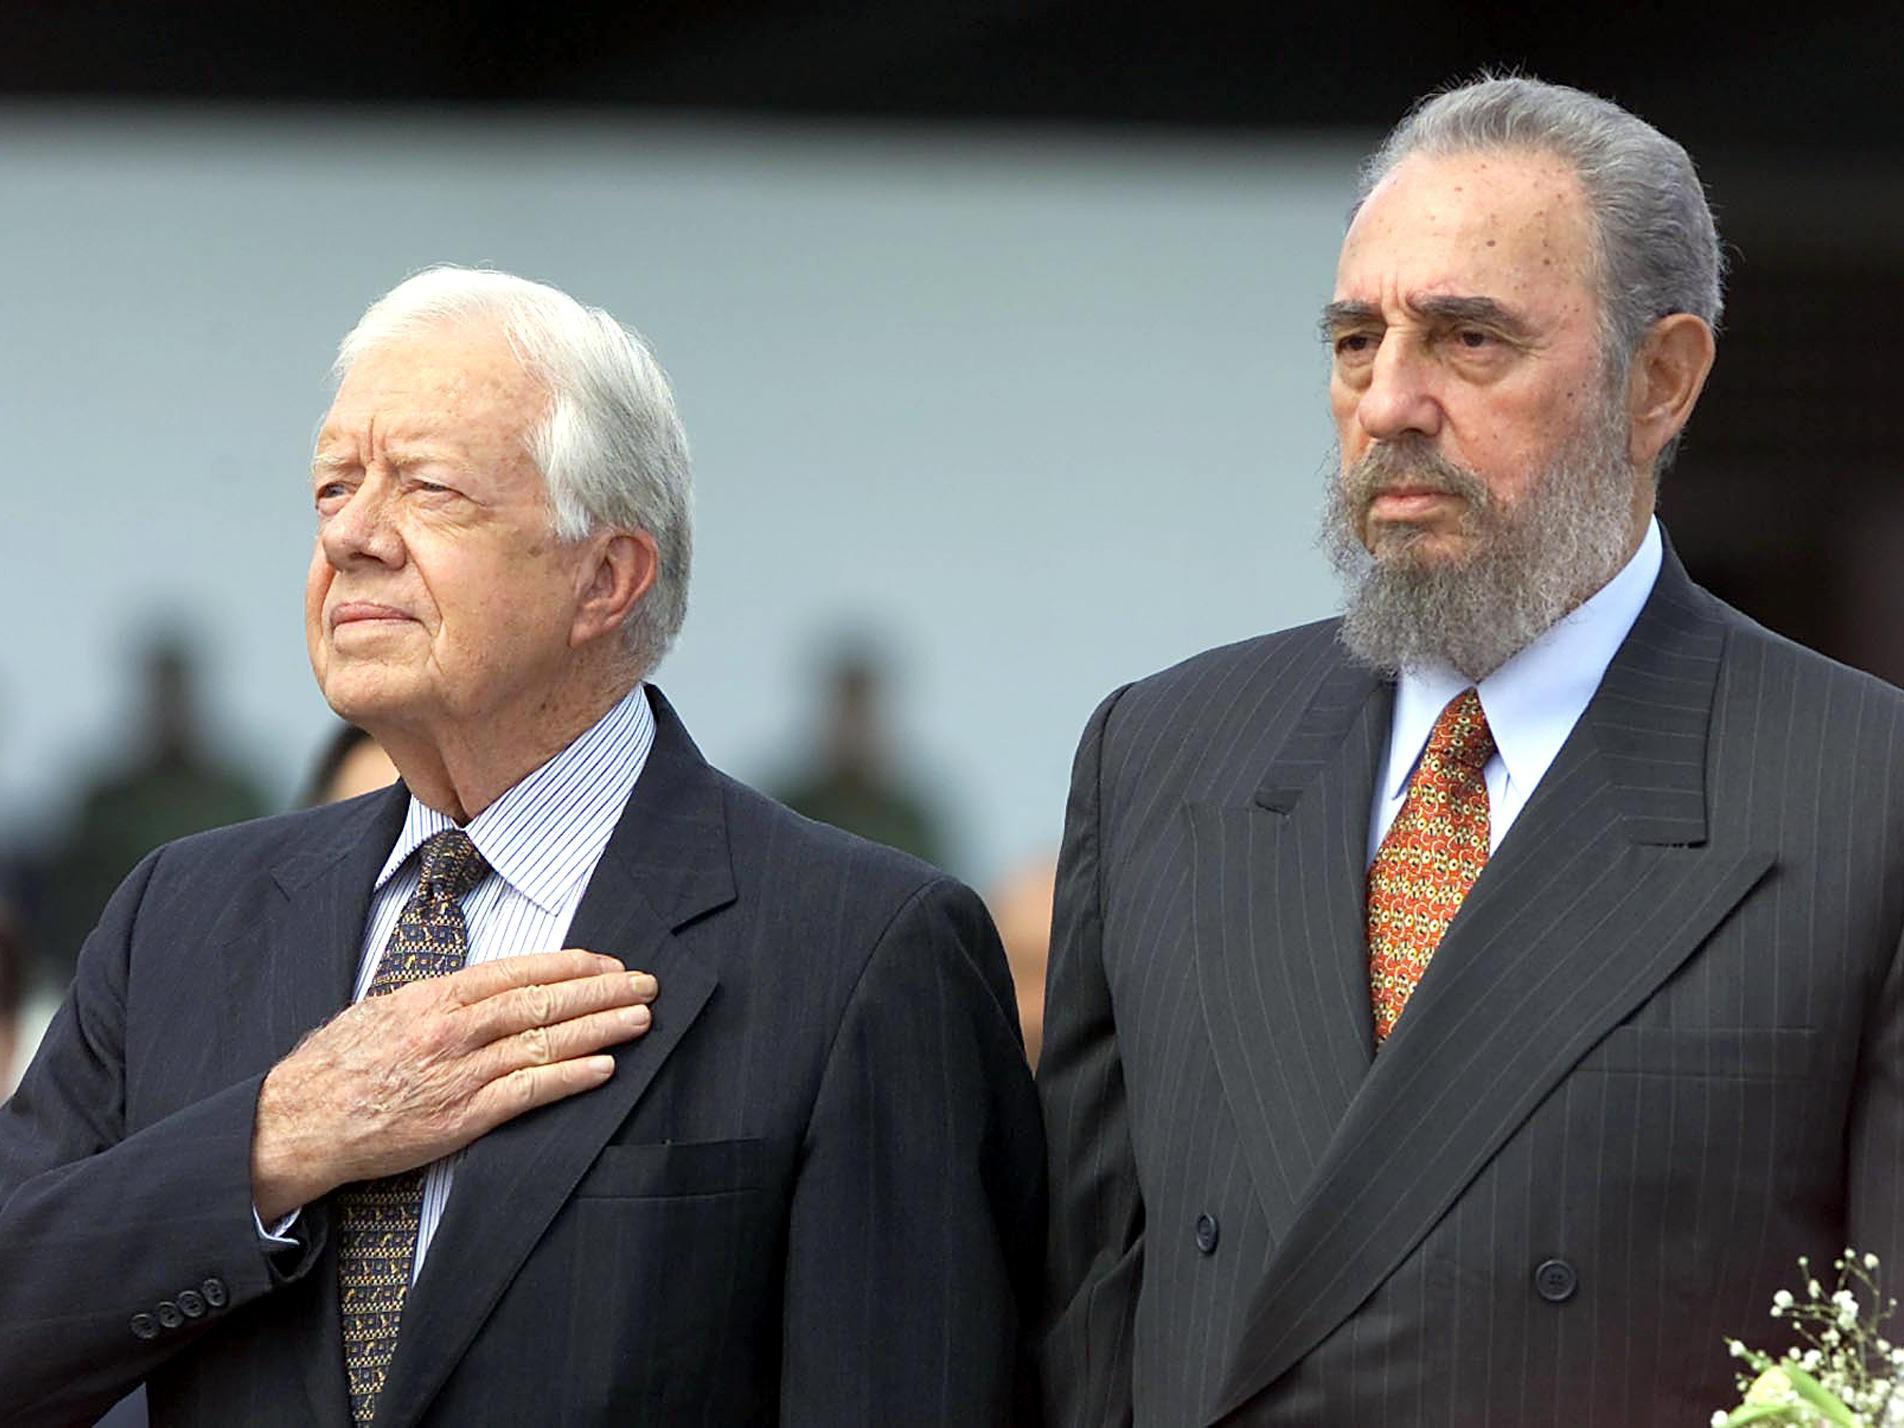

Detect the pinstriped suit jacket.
xmin=0 ymin=689 xmax=1045 ymax=1426
xmin=1039 ymin=542 xmax=1904 ymax=1426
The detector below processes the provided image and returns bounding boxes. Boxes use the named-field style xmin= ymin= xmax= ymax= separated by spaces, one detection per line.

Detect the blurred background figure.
xmin=300 ymin=723 xmax=400 ymax=807
xmin=773 ymin=638 xmax=952 ymax=869
xmin=988 ymin=854 xmax=1057 ymax=1068
xmin=29 ymin=636 xmax=266 ymax=990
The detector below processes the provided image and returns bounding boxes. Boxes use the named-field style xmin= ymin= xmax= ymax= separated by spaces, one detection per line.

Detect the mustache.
xmin=1342 ymin=438 xmax=1491 ymax=514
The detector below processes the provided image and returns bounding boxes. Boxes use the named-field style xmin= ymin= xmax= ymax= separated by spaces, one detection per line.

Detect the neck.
xmin=373 ymin=665 xmax=638 ymax=823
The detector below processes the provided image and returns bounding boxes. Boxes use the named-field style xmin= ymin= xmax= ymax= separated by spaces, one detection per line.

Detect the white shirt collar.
xmin=375 ymin=683 xmax=657 ymax=913
xmin=1386 ymin=518 xmax=1664 ymax=801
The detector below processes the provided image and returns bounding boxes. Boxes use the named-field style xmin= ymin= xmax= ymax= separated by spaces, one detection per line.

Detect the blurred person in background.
xmin=1039 ymin=76 xmax=1904 ymax=1425
xmin=301 ymin=723 xmax=400 ymax=807
xmin=0 ymin=266 xmax=1042 ymax=1426
xmin=774 ymin=639 xmax=951 ymax=868
xmin=31 ymin=636 xmax=267 ymax=990
xmin=989 ymin=854 xmax=1056 ymax=1069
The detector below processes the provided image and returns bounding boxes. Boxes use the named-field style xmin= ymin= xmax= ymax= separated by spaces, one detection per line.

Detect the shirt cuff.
xmin=253 ymin=1204 xmax=302 ymax=1248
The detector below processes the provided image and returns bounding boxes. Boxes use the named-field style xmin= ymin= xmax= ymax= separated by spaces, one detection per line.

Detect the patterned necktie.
xmin=1367 ymin=688 xmax=1496 ymax=1046
xmin=337 ymin=828 xmax=491 ymax=1426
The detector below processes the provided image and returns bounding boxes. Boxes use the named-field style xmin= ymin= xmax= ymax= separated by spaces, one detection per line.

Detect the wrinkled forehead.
xmin=321 ymin=318 xmax=547 ymax=446
xmin=1334 ymin=148 xmax=1599 ymax=312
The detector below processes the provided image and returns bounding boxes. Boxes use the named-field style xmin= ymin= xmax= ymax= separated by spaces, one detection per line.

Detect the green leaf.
xmin=1778 ymin=1362 xmax=1862 ymax=1427
xmin=1716 ymin=1407 xmax=1812 ymax=1426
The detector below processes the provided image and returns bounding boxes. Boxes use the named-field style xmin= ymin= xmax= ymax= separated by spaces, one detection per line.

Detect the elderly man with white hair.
xmin=0 ymin=267 xmax=1045 ymax=1426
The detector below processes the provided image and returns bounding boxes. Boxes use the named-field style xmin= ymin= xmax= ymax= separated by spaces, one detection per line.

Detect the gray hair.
xmin=1356 ymin=76 xmax=1724 ymax=466
xmin=334 ymin=265 xmax=693 ymax=677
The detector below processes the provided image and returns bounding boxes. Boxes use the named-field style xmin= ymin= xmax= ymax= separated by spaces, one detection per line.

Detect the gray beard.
xmin=1321 ymin=399 xmax=1638 ymax=682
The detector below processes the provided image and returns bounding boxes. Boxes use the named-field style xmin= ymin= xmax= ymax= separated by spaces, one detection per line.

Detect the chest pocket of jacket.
xmin=571 ymin=1137 xmax=766 ymax=1200
xmin=1576 ymin=1024 xmax=1820 ymax=1082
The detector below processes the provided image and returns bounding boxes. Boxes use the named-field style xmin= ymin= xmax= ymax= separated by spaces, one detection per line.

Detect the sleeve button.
xmin=156 ymin=1301 xmax=184 ymax=1330
xmin=201 ymin=1278 xmax=229 ymax=1309
xmin=177 ymin=1289 xmax=206 ymax=1318
xmin=130 ymin=1313 xmax=159 ymax=1341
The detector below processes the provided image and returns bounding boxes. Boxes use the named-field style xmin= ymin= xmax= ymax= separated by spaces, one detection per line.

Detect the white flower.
xmin=1868 ymin=1253 xmax=1882 ymax=1270
xmin=1709 ymin=1414 xmax=1727 ymax=1428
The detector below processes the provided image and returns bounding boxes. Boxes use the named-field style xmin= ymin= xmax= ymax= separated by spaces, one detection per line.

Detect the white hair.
xmin=1357 ymin=75 xmax=1725 ymax=473
xmin=334 ymin=265 xmax=693 ymax=676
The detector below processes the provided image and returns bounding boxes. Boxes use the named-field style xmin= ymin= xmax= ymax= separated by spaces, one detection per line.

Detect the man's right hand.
xmin=250 ymin=950 xmax=656 ymax=1221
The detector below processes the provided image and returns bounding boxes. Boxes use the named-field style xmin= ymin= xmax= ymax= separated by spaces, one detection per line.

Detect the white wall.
xmin=0 ymin=108 xmax=1361 ymax=887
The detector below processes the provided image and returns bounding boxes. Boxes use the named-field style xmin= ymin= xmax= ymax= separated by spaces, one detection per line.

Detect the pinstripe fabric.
xmin=349 ymin=682 xmax=654 ymax=1281
xmin=1039 ymin=538 xmax=1904 ymax=1426
xmin=0 ymin=688 xmax=1044 ymax=1426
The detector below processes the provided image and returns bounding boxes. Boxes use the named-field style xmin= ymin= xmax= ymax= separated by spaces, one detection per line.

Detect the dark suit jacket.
xmin=1038 ymin=544 xmax=1904 ymax=1425
xmin=0 ymin=690 xmax=1045 ymax=1426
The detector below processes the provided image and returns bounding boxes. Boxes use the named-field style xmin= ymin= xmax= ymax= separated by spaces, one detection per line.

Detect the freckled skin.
xmin=1329 ymin=149 xmax=1648 ymax=566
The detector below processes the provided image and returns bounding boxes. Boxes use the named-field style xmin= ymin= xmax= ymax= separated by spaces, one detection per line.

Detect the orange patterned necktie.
xmin=1367 ymin=688 xmax=1496 ymax=1045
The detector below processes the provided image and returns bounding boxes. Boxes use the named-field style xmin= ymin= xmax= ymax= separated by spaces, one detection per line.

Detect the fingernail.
xmin=628 ymin=1004 xmax=652 ymax=1029
xmin=630 ymin=973 xmax=658 ymax=999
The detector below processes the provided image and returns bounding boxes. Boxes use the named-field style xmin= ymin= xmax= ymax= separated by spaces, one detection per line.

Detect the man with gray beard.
xmin=1039 ymin=76 xmax=1904 ymax=1426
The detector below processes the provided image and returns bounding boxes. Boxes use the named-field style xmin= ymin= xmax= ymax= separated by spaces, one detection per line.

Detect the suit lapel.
xmin=253 ymin=781 xmax=410 ymax=1420
xmin=1209 ymin=550 xmax=1776 ymax=1423
xmin=1190 ymin=657 xmax=1387 ymax=1236
xmin=267 ymin=781 xmax=410 ymax=1054
xmin=372 ymin=689 xmax=733 ymax=1427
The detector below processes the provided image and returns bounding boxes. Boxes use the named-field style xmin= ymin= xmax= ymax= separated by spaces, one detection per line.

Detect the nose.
xmin=319 ymin=476 xmax=404 ymax=570
xmin=1354 ymin=333 xmax=1442 ymax=444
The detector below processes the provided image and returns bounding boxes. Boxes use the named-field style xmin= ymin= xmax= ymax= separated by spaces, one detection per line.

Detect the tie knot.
xmin=415 ymin=829 xmax=490 ymax=903
xmin=1426 ymin=688 xmax=1495 ymax=770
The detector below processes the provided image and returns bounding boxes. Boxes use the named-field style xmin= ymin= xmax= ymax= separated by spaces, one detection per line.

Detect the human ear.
xmin=1626 ymin=313 xmax=1716 ymax=472
xmin=570 ymin=530 xmax=658 ymax=650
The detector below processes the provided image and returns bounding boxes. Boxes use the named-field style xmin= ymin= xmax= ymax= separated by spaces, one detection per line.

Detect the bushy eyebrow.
xmin=1319 ymin=300 xmax=1380 ymax=339
xmin=1319 ymin=294 xmax=1535 ymax=341
xmin=1408 ymin=293 xmax=1535 ymax=339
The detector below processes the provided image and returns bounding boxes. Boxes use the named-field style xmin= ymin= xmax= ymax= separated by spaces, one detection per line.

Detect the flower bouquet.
xmin=1712 ymin=1252 xmax=1903 ymax=1427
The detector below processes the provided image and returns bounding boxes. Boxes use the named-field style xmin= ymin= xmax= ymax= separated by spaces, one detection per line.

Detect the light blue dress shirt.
xmin=1369 ymin=518 xmax=1664 ymax=865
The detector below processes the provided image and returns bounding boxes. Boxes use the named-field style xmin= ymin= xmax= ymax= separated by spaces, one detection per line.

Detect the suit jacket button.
xmin=177 ymin=1290 xmax=206 ymax=1318
xmin=201 ymin=1278 xmax=229 ymax=1309
xmin=1194 ymin=1213 xmax=1220 ymax=1254
xmin=156 ymin=1301 xmax=184 ymax=1330
xmin=130 ymin=1313 xmax=159 ymax=1341
xmin=1535 ymin=1258 xmax=1578 ymax=1303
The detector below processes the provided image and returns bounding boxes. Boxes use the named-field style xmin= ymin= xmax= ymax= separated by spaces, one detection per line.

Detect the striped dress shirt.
xmin=333 ymin=684 xmax=655 ymax=1281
